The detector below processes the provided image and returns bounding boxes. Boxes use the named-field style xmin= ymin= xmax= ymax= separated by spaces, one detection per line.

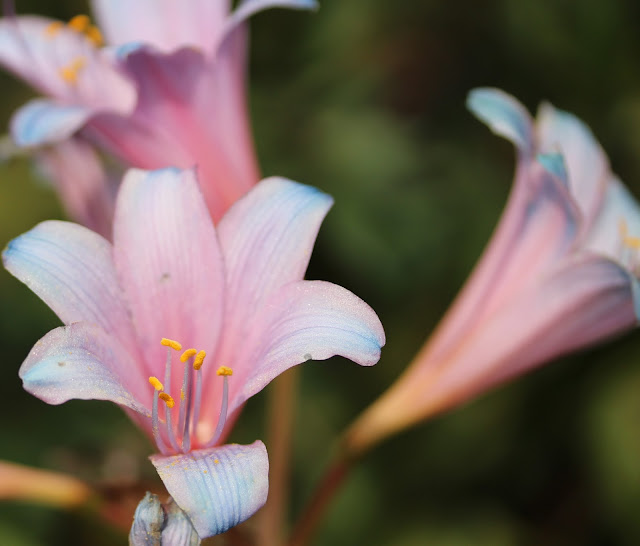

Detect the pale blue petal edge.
xmin=129 ymin=492 xmax=164 ymax=546
xmin=19 ymin=322 xmax=149 ymax=416
xmin=150 ymin=441 xmax=269 ymax=538
xmin=112 ymin=41 xmax=146 ymax=60
xmin=218 ymin=0 xmax=318 ymax=54
xmin=10 ymin=99 xmax=92 ymax=148
xmin=467 ymin=87 xmax=533 ymax=152
xmin=536 ymin=152 xmax=569 ymax=189
xmin=232 ymin=0 xmax=318 ymax=23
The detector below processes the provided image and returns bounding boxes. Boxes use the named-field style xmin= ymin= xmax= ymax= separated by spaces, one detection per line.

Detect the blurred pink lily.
xmin=0 ymin=0 xmax=317 ymax=233
xmin=346 ymin=88 xmax=640 ymax=455
xmin=3 ymin=167 xmax=385 ymax=538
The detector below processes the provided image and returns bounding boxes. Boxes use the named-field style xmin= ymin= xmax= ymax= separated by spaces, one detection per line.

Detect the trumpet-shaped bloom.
xmin=346 ymin=88 xmax=640 ymax=455
xmin=0 ymin=0 xmax=317 ymax=229
xmin=3 ymin=167 xmax=385 ymax=538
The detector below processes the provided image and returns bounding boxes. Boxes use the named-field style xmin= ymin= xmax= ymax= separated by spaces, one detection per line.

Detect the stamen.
xmin=161 ymin=338 xmax=182 ymax=351
xmin=194 ymin=350 xmax=206 ymax=370
xmin=206 ymin=367 xmax=233 ymax=447
xmin=67 ymin=14 xmax=90 ymax=33
xmin=86 ymin=26 xmax=104 ymax=47
xmin=191 ymin=352 xmax=206 ymax=442
xmin=59 ymin=57 xmax=86 ymax=85
xmin=44 ymin=21 xmax=64 ymax=38
xmin=162 ymin=394 xmax=181 ymax=453
xmin=160 ymin=340 xmax=181 ymax=453
xmin=625 ymin=236 xmax=640 ymax=250
xmin=180 ymin=348 xmax=197 ymax=362
xmin=149 ymin=377 xmax=168 ymax=455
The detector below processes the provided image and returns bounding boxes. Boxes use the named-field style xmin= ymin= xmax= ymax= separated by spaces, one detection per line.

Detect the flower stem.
xmin=257 ymin=367 xmax=300 ymax=546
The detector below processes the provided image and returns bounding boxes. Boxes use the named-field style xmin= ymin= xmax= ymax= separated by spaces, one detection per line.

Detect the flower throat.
xmin=148 ymin=338 xmax=232 ymax=455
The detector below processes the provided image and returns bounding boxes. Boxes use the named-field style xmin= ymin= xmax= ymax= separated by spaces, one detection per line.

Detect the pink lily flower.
xmin=346 ymin=88 xmax=640 ymax=455
xmin=0 ymin=0 xmax=317 ymax=230
xmin=3 ymin=167 xmax=385 ymax=538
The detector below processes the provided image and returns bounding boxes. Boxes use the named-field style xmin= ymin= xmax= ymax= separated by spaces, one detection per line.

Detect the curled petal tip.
xmin=467 ymin=87 xmax=533 ymax=152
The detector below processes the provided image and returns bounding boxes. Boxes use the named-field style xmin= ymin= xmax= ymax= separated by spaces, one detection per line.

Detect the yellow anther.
xmin=193 ymin=351 xmax=206 ymax=370
xmin=180 ymin=348 xmax=197 ymax=363
xmin=149 ymin=377 xmax=164 ymax=391
xmin=59 ymin=57 xmax=86 ymax=85
xmin=180 ymin=390 xmax=185 ymax=401
xmin=86 ymin=25 xmax=104 ymax=47
xmin=159 ymin=393 xmax=175 ymax=409
xmin=44 ymin=21 xmax=64 ymax=38
xmin=161 ymin=338 xmax=183 ymax=351
xmin=68 ymin=14 xmax=90 ymax=33
xmin=216 ymin=366 xmax=233 ymax=377
xmin=626 ymin=236 xmax=640 ymax=250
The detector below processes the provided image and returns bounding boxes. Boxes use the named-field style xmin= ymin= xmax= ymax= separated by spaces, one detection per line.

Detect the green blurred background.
xmin=2 ymin=0 xmax=640 ymax=544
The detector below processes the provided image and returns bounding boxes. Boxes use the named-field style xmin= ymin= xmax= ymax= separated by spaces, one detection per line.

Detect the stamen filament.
xmin=177 ymin=353 xmax=193 ymax=452
xmin=183 ymin=367 xmax=194 ymax=452
xmin=149 ymin=377 xmax=168 ymax=455
xmin=163 ymin=348 xmax=173 ymax=397
xmin=160 ymin=393 xmax=180 ymax=453
xmin=206 ymin=367 xmax=233 ymax=447
xmin=191 ymin=351 xmax=206 ymax=441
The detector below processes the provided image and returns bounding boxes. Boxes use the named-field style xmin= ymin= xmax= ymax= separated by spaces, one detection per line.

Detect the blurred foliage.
xmin=1 ymin=0 xmax=640 ymax=545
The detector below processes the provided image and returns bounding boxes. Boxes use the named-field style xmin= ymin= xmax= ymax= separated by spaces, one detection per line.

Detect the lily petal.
xmin=349 ymin=253 xmax=638 ymax=454
xmin=218 ymin=177 xmax=333 ymax=305
xmin=91 ymin=0 xmax=230 ymax=54
xmin=150 ymin=441 xmax=268 ymax=539
xmin=213 ymin=178 xmax=333 ymax=386
xmin=113 ymin=168 xmax=225 ymax=383
xmin=0 ymin=16 xmax=135 ymax=114
xmin=466 ymin=87 xmax=534 ymax=153
xmin=235 ymin=280 xmax=385 ymax=410
xmin=421 ymin=155 xmax=580 ymax=365
xmin=19 ymin=322 xmax=149 ymax=415
xmin=11 ymin=99 xmax=93 ymax=147
xmin=536 ymin=102 xmax=609 ymax=226
xmin=2 ymin=220 xmax=137 ymax=354
xmin=35 ymin=138 xmax=116 ymax=238
xmin=433 ymin=253 xmax=638 ymax=410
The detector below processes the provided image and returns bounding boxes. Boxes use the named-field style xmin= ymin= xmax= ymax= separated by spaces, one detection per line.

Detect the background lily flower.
xmin=345 ymin=88 xmax=640 ymax=456
xmin=2 ymin=167 xmax=385 ymax=538
xmin=0 ymin=0 xmax=317 ymax=231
